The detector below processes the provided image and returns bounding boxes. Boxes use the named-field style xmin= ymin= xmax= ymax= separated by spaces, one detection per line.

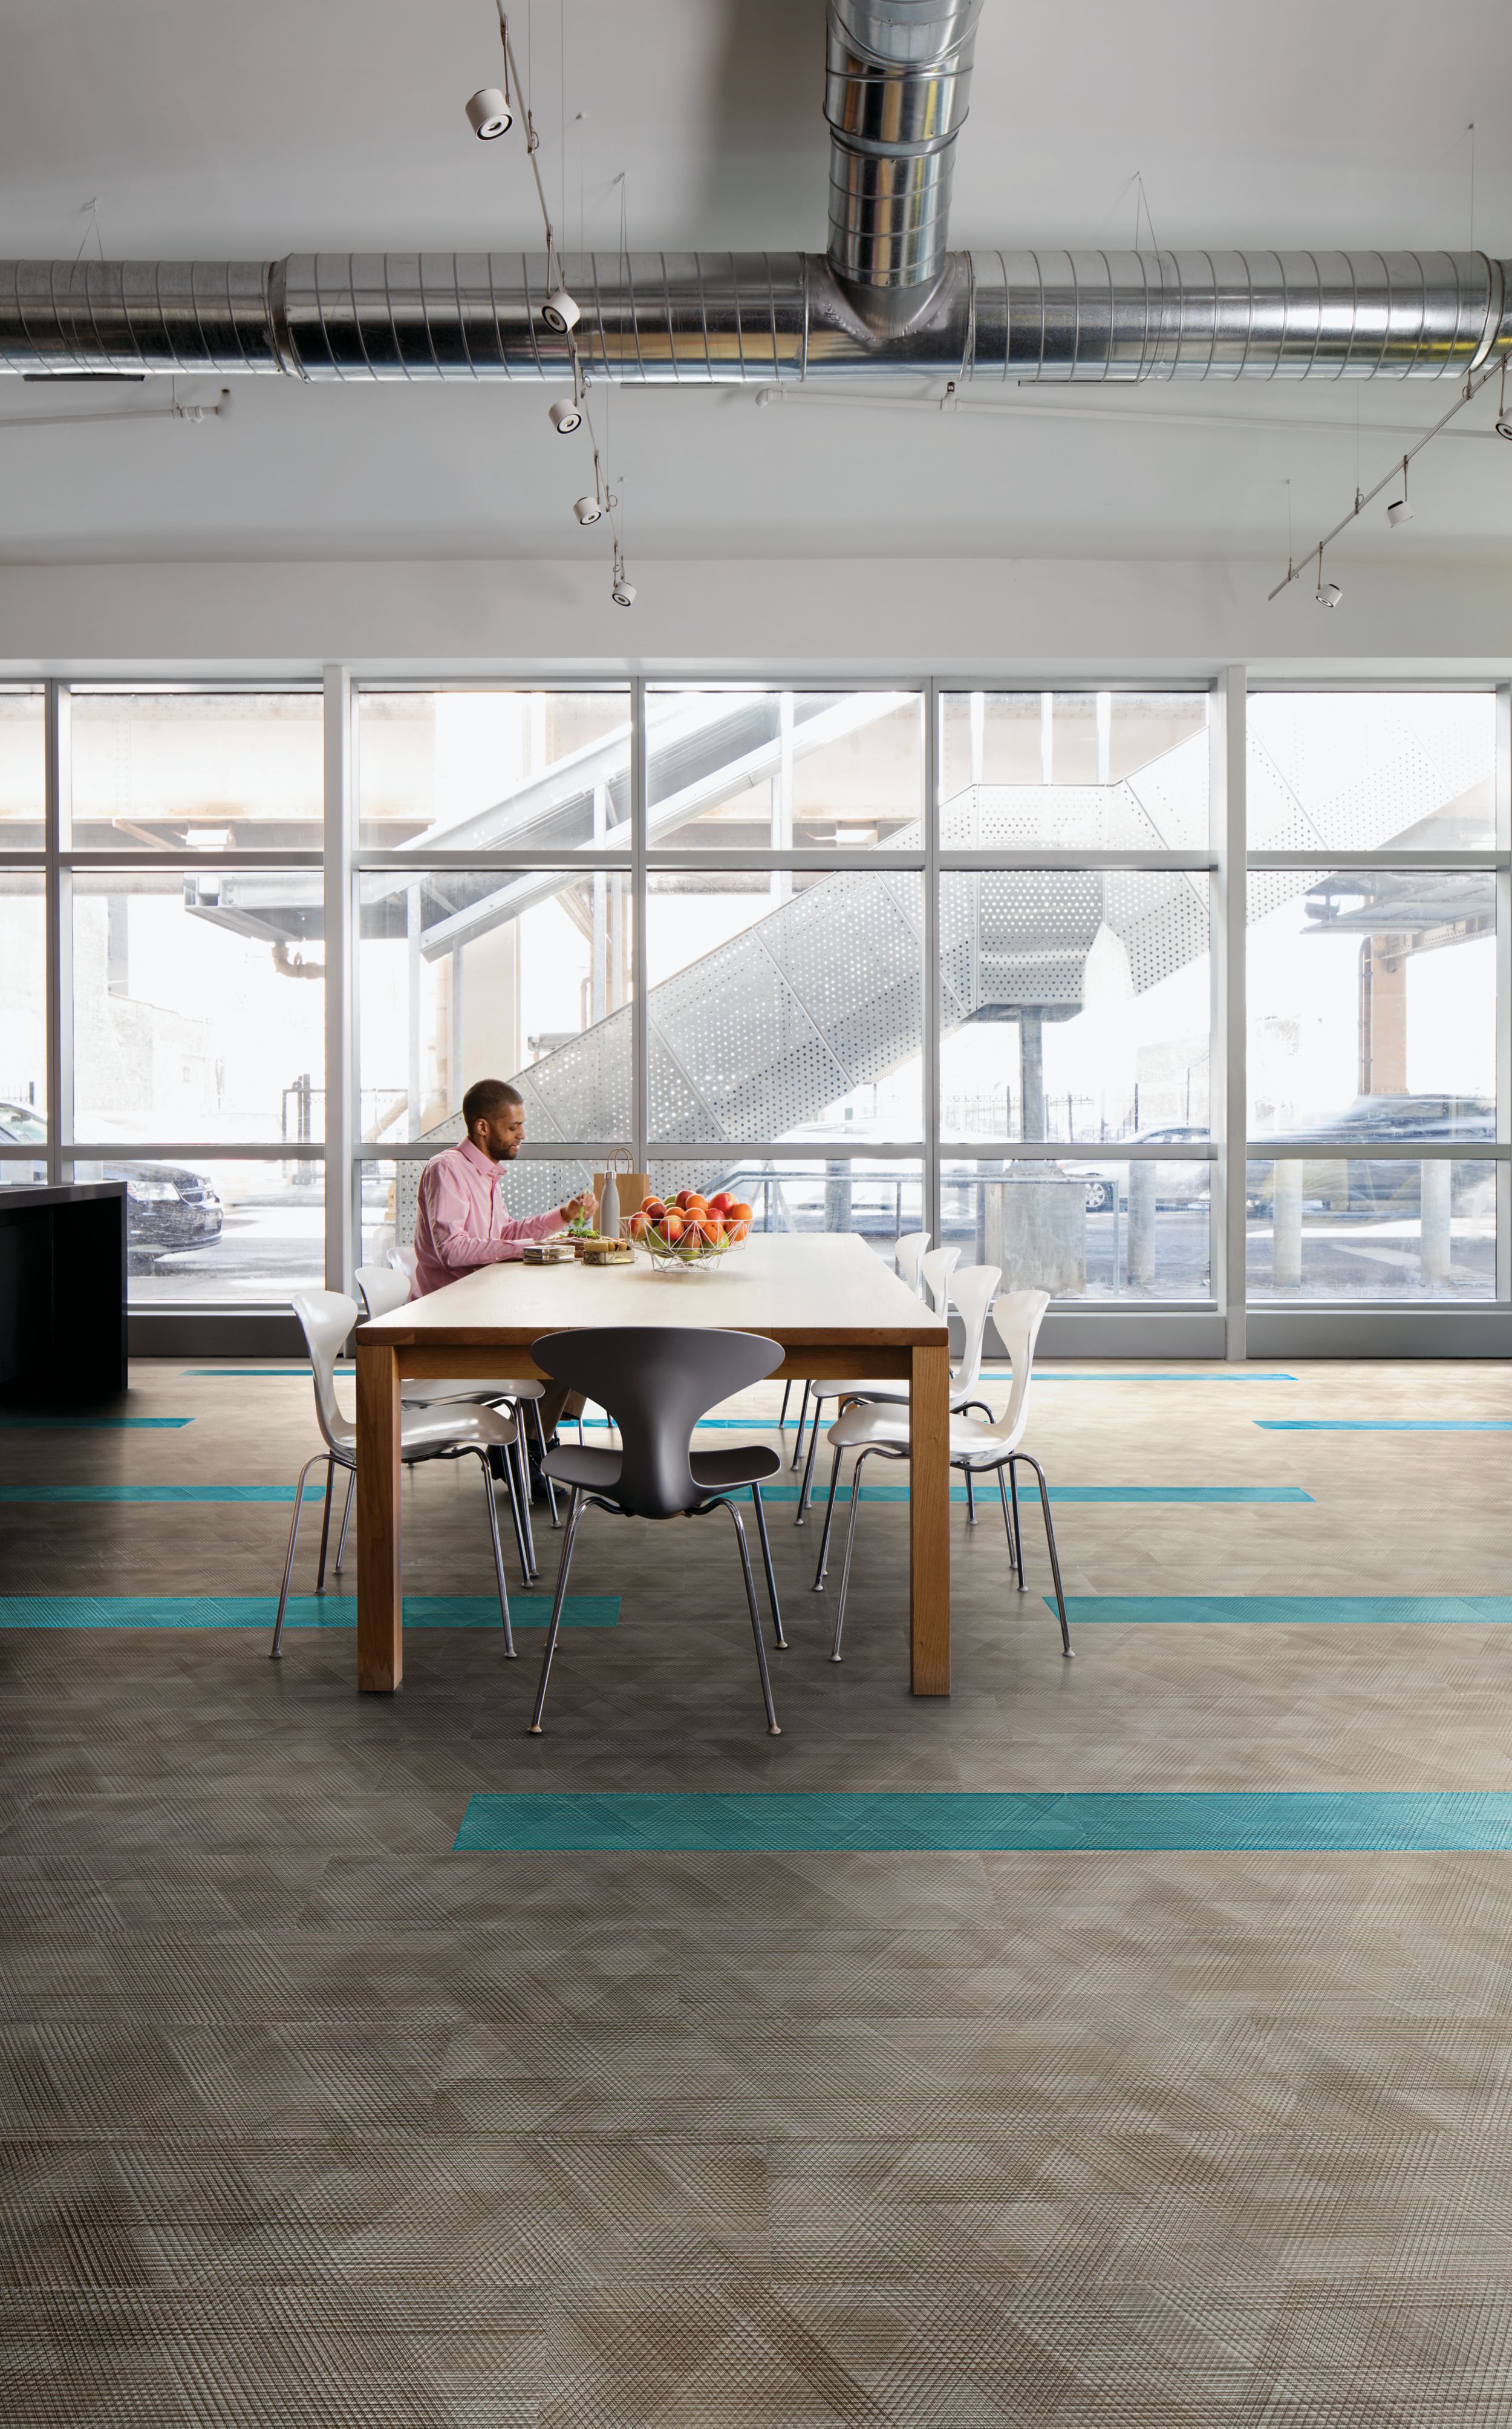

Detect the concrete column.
xmin=1421 ymin=1157 xmax=1452 ymax=1284
xmin=1019 ymin=1008 xmax=1045 ymax=1141
xmin=1273 ymin=1160 xmax=1302 ymax=1287
xmin=1127 ymin=1160 xmax=1156 ymax=1286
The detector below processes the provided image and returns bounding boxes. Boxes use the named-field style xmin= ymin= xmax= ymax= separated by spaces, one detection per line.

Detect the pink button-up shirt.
xmin=410 ymin=1139 xmax=563 ymax=1298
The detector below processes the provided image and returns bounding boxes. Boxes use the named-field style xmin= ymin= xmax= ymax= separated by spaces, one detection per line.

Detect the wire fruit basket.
xmin=630 ymin=1194 xmax=752 ymax=1273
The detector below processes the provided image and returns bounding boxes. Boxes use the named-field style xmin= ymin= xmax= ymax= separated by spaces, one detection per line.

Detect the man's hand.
xmin=557 ymin=1188 xmax=599 ymax=1229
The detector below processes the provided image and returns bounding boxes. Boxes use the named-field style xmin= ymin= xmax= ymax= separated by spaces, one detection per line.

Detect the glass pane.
xmin=940 ymin=870 xmax=1210 ymax=1141
xmin=1248 ymin=692 xmax=1496 ymax=850
xmin=0 ymin=871 xmax=46 ymax=1126
xmin=1247 ymin=869 xmax=1494 ymax=1140
xmin=645 ymin=689 xmax=922 ymax=849
xmin=644 ymin=1156 xmax=923 ymax=1261
xmin=1246 ymin=1158 xmax=1494 ymax=1299
xmin=358 ymin=871 xmax=631 ymax=1145
xmin=0 ymin=1156 xmax=48 ymax=1186
xmin=940 ymin=691 xmax=1210 ymax=847
xmin=67 ymin=1156 xmax=324 ymax=1305
xmin=363 ymin=1152 xmax=593 ymax=1264
xmin=0 ymin=689 xmax=45 ymax=848
xmin=356 ymin=690 xmax=631 ymax=851
xmin=68 ymin=690 xmax=322 ymax=851
xmin=645 ymin=869 xmax=922 ymax=1143
xmin=71 ymin=872 xmax=324 ymax=1143
xmin=942 ymin=1158 xmax=1211 ymax=1301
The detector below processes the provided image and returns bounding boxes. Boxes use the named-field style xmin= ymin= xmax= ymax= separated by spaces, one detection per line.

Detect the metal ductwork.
xmin=824 ymin=0 xmax=983 ymax=295
xmin=1 ymin=249 xmax=1506 ymax=384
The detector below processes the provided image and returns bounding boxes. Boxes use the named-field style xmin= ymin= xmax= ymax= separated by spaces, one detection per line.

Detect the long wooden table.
xmin=354 ymin=1233 xmax=953 ymax=1695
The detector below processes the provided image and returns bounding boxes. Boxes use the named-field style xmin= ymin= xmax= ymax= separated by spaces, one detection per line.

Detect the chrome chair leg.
xmin=811 ymin=1443 xmax=846 ymax=1590
xmin=995 ymin=1463 xmax=1017 ymax=1569
xmin=723 ymin=1500 xmax=781 ymax=1734
xmin=1011 ymin=1453 xmax=1072 ymax=1655
xmin=528 ymin=1488 xmax=584 ymax=1732
xmin=778 ymin=1379 xmax=792 ymax=1433
xmin=748 ymin=1483 xmax=787 ymax=1649
xmin=315 ymin=1453 xmax=336 ymax=1588
xmin=964 ymin=1468 xmax=977 ymax=1526
xmin=508 ymin=1423 xmax=538 ymax=1578
xmin=333 ymin=1467 xmax=354 ymax=1574
xmin=532 ymin=1402 xmax=561 ymax=1528
xmin=789 ymin=1381 xmax=811 ymax=1469
xmin=794 ymin=1391 xmax=823 ymax=1525
xmin=1008 ymin=1459 xmax=1026 ymax=1590
xmin=829 ymin=1448 xmax=874 ymax=1663
xmin=477 ymin=1448 xmax=515 ymax=1656
xmin=270 ymin=1454 xmax=324 ymax=1658
xmin=498 ymin=1433 xmax=536 ymax=1586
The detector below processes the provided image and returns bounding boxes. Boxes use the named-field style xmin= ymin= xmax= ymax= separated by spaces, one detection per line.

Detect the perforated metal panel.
xmin=388 ymin=713 xmax=1471 ymax=1185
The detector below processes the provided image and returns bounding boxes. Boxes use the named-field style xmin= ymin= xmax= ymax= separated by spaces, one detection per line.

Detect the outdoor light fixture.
xmin=573 ymin=492 xmax=604 ymax=525
xmin=542 ymin=287 xmax=581 ymax=333
xmin=465 ymin=86 xmax=512 ymax=139
xmin=1386 ymin=456 xmax=1413 ymax=525
xmin=548 ymin=397 xmax=582 ymax=434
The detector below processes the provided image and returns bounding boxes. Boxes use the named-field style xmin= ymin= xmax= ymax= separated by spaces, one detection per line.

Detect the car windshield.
xmin=0 ymin=1103 xmax=47 ymax=1144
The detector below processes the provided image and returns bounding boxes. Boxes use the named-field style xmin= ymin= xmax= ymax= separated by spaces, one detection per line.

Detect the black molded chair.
xmin=527 ymin=1326 xmax=789 ymax=1736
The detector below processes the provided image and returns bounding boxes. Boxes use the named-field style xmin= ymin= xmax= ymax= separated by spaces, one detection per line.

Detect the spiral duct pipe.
xmin=0 ymin=249 xmax=1506 ymax=384
xmin=824 ymin=0 xmax=984 ymax=294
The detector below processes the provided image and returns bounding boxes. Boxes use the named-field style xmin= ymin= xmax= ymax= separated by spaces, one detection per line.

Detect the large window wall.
xmin=4 ymin=676 xmax=1505 ymax=1345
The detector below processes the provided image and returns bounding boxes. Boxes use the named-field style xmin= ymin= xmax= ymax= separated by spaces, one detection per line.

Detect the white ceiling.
xmin=2 ymin=0 xmax=1512 ymax=571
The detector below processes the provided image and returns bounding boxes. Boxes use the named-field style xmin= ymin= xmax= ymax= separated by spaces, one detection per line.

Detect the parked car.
xmin=1248 ymin=1096 xmax=1494 ymax=1217
xmin=1066 ymin=1126 xmax=1213 ymax=1214
xmin=0 ymin=1100 xmax=223 ymax=1262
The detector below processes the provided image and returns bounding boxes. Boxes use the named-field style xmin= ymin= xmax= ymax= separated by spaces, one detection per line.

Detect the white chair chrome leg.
xmin=829 ymin=1448 xmax=875 ymax=1662
xmin=528 ymin=1488 xmax=585 ymax=1732
xmin=270 ymin=1454 xmax=324 ymax=1658
xmin=789 ymin=1381 xmax=811 ymax=1469
xmin=314 ymin=1452 xmax=336 ymax=1587
xmin=794 ymin=1393 xmax=823 ymax=1525
xmin=1011 ymin=1451 xmax=1072 ymax=1655
xmin=811 ymin=1443 xmax=846 ymax=1590
xmin=531 ymin=1402 xmax=561 ymax=1528
xmin=333 ymin=1467 xmax=354 ymax=1574
xmin=963 ymin=1468 xmax=977 ymax=1526
xmin=477 ymin=1448 xmax=515 ymax=1656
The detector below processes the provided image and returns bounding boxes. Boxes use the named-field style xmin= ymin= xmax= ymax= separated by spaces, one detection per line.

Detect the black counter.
xmin=0 ymin=1183 xmax=128 ymax=1400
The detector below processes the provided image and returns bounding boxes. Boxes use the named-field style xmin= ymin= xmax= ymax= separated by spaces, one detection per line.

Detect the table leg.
xmin=908 ymin=1342 xmax=951 ymax=1695
xmin=356 ymin=1341 xmax=403 ymax=1692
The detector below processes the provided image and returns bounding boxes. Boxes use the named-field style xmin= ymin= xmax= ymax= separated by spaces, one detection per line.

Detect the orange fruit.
xmin=729 ymin=1201 xmax=752 ymax=1224
xmin=641 ymin=1194 xmax=665 ymax=1218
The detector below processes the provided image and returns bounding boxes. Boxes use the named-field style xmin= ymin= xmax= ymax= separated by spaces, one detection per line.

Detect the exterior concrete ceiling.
xmin=2 ymin=0 xmax=1511 ymax=566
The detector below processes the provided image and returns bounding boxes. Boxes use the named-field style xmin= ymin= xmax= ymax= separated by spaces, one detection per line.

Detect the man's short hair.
xmin=462 ymin=1078 xmax=524 ymax=1132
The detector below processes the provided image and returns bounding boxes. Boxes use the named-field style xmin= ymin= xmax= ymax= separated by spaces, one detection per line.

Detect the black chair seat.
xmin=691 ymin=1443 xmax=782 ymax=1492
xmin=541 ymin=1443 xmax=622 ymax=1492
xmin=543 ymin=1440 xmax=782 ymax=1497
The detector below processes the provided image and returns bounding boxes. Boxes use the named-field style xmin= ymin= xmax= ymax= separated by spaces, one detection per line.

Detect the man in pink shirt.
xmin=411 ymin=1079 xmax=595 ymax=1298
xmin=411 ymin=1078 xmax=598 ymax=1463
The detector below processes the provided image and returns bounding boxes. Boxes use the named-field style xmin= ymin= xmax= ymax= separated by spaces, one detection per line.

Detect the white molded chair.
xmin=791 ymin=1245 xmax=977 ymax=1526
xmin=806 ymin=1263 xmax=1002 ymax=1571
xmin=815 ymin=1286 xmax=1072 ymax=1663
xmin=356 ymin=1262 xmax=556 ymax=1562
xmin=271 ymin=1289 xmax=522 ymax=1659
xmin=782 ymin=1226 xmax=934 ymax=1450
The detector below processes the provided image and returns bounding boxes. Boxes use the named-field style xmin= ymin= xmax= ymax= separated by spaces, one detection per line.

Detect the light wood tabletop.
xmin=354 ymin=1234 xmax=953 ymax=1700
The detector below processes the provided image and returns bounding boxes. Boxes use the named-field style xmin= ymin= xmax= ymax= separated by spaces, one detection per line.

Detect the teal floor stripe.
xmin=0 ymin=1594 xmax=618 ymax=1630
xmin=0 ymin=1416 xmax=191 ymax=1429
xmin=1018 ymin=1371 xmax=1298 ymax=1384
xmin=455 ymin=1789 xmax=1512 ymax=1854
xmin=776 ymin=1482 xmax=1312 ymax=1506
xmin=1058 ymin=1595 xmax=1512 ymax=1625
xmin=0 ymin=1484 xmax=325 ymax=1504
xmin=1256 ymin=1419 xmax=1512 ymax=1432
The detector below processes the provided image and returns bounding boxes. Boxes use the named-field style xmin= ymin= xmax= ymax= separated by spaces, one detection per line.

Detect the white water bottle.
xmin=599 ymin=1167 xmax=619 ymax=1243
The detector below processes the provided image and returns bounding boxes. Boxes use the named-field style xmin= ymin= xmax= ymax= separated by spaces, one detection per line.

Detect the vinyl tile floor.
xmin=3 ymin=1356 xmax=1512 ymax=2424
